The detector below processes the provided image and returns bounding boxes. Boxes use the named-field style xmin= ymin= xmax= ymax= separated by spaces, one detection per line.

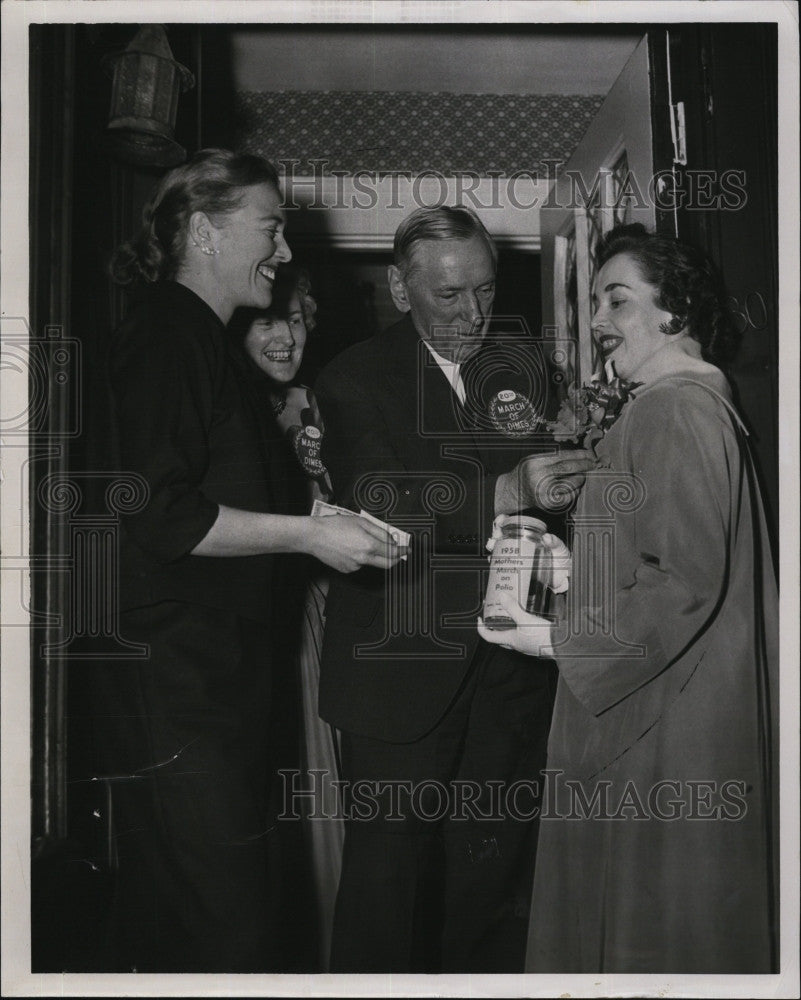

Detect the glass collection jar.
xmin=482 ymin=516 xmax=555 ymax=631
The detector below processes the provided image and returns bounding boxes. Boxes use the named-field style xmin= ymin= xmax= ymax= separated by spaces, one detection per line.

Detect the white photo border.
xmin=2 ymin=1 xmax=798 ymax=997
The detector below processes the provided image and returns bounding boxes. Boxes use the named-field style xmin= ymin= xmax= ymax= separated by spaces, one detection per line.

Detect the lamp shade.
xmin=102 ymin=25 xmax=195 ymax=167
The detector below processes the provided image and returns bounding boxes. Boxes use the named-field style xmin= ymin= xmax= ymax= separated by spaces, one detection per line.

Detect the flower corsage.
xmin=547 ymin=361 xmax=641 ymax=452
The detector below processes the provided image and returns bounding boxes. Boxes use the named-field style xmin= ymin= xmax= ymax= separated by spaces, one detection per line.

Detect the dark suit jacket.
xmin=315 ymin=314 xmax=542 ymax=742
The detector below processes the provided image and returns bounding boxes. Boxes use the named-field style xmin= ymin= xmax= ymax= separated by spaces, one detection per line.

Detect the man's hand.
xmin=495 ymin=449 xmax=595 ymax=514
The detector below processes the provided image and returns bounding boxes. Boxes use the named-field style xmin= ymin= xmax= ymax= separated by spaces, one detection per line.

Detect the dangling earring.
xmin=193 ymin=239 xmax=219 ymax=256
xmin=659 ymin=315 xmax=686 ymax=335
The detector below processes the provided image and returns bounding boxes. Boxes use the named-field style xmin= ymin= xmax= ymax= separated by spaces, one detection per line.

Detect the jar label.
xmin=483 ymin=534 xmax=539 ymax=622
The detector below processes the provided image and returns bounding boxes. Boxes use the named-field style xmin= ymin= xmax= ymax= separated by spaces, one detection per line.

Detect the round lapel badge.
xmin=291 ymin=424 xmax=326 ymax=477
xmin=487 ymin=389 xmax=540 ymax=437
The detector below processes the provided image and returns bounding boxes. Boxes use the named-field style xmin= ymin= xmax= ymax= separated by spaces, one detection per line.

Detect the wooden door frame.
xmin=29 ymin=24 xmax=76 ymax=846
xmin=665 ymin=23 xmax=779 ymax=545
xmin=540 ymin=33 xmax=661 ymax=388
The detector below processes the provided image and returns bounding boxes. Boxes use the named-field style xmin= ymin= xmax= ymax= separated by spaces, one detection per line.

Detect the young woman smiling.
xmin=481 ymin=224 xmax=778 ymax=973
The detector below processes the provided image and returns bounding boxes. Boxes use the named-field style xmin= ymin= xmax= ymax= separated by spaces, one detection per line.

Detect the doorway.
xmin=288 ymin=246 xmax=542 ymax=385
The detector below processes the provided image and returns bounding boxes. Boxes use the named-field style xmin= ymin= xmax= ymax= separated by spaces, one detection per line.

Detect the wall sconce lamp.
xmin=102 ymin=24 xmax=195 ymax=167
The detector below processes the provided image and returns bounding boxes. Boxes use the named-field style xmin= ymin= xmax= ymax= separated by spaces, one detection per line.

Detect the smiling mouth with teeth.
xmin=256 ymin=263 xmax=276 ymax=281
xmin=263 ymin=351 xmax=292 ymax=362
xmin=598 ymin=335 xmax=624 ymax=355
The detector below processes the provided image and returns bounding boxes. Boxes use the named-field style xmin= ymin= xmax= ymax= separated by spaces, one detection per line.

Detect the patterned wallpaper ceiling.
xmin=229 ymin=27 xmax=640 ymax=176
xmin=235 ymin=91 xmax=604 ymax=176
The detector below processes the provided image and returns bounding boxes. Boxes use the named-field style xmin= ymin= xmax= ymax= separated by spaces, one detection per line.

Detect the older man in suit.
xmin=315 ymin=206 xmax=593 ymax=972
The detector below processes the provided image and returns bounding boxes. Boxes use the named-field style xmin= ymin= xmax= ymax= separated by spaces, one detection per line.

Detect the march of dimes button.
xmin=487 ymin=389 xmax=540 ymax=437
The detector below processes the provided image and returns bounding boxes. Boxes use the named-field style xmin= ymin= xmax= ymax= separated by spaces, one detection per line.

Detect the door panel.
xmin=539 ymin=25 xmax=778 ymax=546
xmin=667 ymin=24 xmax=778 ymax=543
xmin=540 ymin=34 xmax=660 ymax=385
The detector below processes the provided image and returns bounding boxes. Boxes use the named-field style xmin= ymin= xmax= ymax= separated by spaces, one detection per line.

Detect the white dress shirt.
xmin=422 ymin=340 xmax=466 ymax=404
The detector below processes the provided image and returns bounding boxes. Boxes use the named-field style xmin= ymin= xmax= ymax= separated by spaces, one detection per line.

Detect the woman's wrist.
xmin=293 ymin=515 xmax=320 ymax=558
xmin=192 ymin=507 xmax=314 ymax=558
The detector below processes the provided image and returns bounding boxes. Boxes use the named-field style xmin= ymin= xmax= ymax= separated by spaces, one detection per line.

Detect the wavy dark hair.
xmin=110 ymin=148 xmax=280 ymax=286
xmin=596 ymin=224 xmax=740 ymax=367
